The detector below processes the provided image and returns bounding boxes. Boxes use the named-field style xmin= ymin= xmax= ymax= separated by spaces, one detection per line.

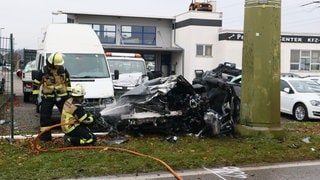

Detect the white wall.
xmin=175 ymin=11 xmax=223 ymax=82
xmin=216 ymin=40 xmax=243 ymax=68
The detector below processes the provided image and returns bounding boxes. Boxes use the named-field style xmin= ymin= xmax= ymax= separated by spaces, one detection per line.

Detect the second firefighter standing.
xmin=32 ymin=52 xmax=71 ymax=141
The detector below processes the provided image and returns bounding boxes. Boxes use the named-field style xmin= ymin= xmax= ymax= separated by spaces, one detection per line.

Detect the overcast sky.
xmin=0 ymin=0 xmax=319 ymax=49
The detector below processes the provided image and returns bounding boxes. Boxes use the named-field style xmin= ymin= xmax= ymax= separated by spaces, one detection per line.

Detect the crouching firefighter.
xmin=32 ymin=52 xmax=71 ymax=141
xmin=61 ymin=84 xmax=97 ymax=146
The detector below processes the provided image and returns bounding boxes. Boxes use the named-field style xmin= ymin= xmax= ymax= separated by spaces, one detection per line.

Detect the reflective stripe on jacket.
xmin=61 ymin=98 xmax=80 ymax=133
xmin=33 ymin=65 xmax=71 ymax=96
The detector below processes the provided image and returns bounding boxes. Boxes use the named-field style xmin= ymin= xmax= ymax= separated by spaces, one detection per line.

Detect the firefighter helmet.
xmin=47 ymin=52 xmax=64 ymax=66
xmin=71 ymin=84 xmax=86 ymax=97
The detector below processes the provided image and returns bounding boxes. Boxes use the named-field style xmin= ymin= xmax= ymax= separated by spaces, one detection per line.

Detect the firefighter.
xmin=32 ymin=52 xmax=71 ymax=141
xmin=61 ymin=84 xmax=97 ymax=146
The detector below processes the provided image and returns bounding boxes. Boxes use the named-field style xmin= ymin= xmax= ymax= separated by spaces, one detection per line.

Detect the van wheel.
xmin=293 ymin=103 xmax=308 ymax=121
xmin=23 ymin=92 xmax=30 ymax=102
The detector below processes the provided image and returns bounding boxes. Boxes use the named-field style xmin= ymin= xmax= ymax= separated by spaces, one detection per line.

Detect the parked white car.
xmin=231 ymin=75 xmax=320 ymax=121
xmin=303 ymin=76 xmax=320 ymax=84
xmin=281 ymin=77 xmax=320 ymax=121
xmin=4 ymin=63 xmax=11 ymax=71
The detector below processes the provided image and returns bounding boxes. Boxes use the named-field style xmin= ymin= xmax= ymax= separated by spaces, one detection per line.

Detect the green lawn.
xmin=1 ymin=121 xmax=320 ymax=180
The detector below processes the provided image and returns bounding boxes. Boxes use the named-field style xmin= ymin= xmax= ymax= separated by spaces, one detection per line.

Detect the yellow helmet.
xmin=71 ymin=84 xmax=86 ymax=97
xmin=47 ymin=52 xmax=64 ymax=66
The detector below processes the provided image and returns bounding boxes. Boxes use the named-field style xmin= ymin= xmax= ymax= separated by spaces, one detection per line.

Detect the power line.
xmin=301 ymin=1 xmax=320 ymax=7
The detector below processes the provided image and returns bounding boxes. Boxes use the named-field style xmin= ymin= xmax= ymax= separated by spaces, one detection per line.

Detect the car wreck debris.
xmin=90 ymin=62 xmax=241 ymax=138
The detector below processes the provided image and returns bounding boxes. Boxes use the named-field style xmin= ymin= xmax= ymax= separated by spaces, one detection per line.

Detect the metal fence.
xmin=0 ymin=34 xmax=15 ymax=142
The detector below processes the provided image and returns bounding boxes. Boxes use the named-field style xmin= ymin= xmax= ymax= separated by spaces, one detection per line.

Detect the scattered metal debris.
xmin=166 ymin=136 xmax=178 ymax=143
xmin=302 ymin=137 xmax=311 ymax=143
xmin=288 ymin=143 xmax=300 ymax=149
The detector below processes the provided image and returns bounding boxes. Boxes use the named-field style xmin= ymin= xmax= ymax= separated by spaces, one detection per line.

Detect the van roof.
xmin=40 ymin=23 xmax=104 ymax=54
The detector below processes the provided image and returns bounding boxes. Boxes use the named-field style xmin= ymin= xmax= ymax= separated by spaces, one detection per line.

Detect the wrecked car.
xmin=98 ymin=75 xmax=207 ymax=136
xmin=192 ymin=62 xmax=242 ymax=125
xmin=91 ymin=62 xmax=241 ymax=138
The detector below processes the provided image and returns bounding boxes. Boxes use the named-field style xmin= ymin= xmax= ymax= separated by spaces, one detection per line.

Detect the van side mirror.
xmin=31 ymin=70 xmax=39 ymax=80
xmin=114 ymin=70 xmax=119 ymax=80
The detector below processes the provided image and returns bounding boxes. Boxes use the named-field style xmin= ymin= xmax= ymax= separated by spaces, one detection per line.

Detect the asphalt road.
xmin=66 ymin=160 xmax=320 ymax=180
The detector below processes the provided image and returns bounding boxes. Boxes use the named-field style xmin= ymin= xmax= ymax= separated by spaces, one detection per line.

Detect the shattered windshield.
xmin=108 ymin=59 xmax=146 ymax=75
xmin=57 ymin=53 xmax=110 ymax=78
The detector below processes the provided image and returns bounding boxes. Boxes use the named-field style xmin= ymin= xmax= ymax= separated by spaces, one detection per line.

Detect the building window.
xmin=92 ymin=24 xmax=116 ymax=44
xmin=67 ymin=18 xmax=74 ymax=23
xmin=196 ymin=44 xmax=212 ymax=57
xmin=121 ymin=25 xmax=156 ymax=45
xmin=290 ymin=50 xmax=320 ymax=71
xmin=311 ymin=51 xmax=320 ymax=70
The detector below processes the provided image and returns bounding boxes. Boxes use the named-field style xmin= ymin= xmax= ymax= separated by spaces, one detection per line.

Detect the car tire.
xmin=293 ymin=103 xmax=308 ymax=121
xmin=231 ymin=97 xmax=240 ymax=124
xmin=23 ymin=92 xmax=30 ymax=102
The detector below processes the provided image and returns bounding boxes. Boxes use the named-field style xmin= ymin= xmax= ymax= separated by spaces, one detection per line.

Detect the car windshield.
xmin=108 ymin=59 xmax=146 ymax=75
xmin=289 ymin=79 xmax=320 ymax=93
xmin=54 ymin=53 xmax=110 ymax=78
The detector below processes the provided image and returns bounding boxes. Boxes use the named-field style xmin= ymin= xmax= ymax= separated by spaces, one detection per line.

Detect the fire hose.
xmin=32 ymin=121 xmax=183 ymax=180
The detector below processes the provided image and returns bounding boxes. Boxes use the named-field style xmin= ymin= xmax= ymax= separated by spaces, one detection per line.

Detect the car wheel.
xmin=231 ymin=97 xmax=240 ymax=124
xmin=293 ymin=103 xmax=308 ymax=121
xmin=23 ymin=92 xmax=30 ymax=102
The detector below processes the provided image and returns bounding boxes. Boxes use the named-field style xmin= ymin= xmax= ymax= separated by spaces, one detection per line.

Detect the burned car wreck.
xmin=93 ymin=62 xmax=242 ymax=138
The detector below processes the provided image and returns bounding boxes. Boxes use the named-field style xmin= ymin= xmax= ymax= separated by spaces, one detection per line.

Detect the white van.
xmin=105 ymin=52 xmax=148 ymax=99
xmin=33 ymin=23 xmax=115 ymax=115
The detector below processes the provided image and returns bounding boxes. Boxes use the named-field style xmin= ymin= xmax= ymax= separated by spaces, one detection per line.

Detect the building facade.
xmin=60 ymin=8 xmax=320 ymax=83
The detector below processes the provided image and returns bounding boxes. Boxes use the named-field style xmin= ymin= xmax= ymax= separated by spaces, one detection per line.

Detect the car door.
xmin=280 ymin=80 xmax=295 ymax=114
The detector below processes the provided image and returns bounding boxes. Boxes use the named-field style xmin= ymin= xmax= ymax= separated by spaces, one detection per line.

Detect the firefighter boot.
xmin=64 ymin=135 xmax=72 ymax=147
xmin=39 ymin=130 xmax=52 ymax=141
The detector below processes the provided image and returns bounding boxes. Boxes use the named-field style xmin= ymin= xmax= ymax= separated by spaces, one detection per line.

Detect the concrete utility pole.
xmin=237 ymin=0 xmax=283 ymax=137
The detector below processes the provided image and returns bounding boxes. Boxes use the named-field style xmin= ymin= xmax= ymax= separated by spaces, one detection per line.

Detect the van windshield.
xmin=53 ymin=53 xmax=110 ymax=78
xmin=108 ymin=59 xmax=146 ymax=75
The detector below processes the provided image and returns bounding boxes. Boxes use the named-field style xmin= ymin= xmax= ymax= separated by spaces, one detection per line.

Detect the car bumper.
xmin=308 ymin=106 xmax=320 ymax=119
xmin=311 ymin=111 xmax=320 ymax=118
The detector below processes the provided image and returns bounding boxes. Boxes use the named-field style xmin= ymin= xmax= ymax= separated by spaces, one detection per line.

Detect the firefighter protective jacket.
xmin=32 ymin=65 xmax=71 ymax=98
xmin=61 ymin=97 xmax=94 ymax=134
